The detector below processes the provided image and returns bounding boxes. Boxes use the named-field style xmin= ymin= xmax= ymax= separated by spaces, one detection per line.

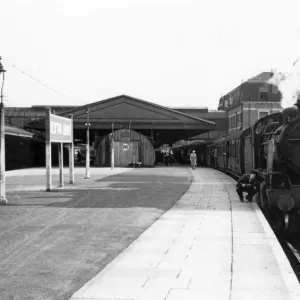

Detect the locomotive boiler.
xmin=253 ymin=98 xmax=300 ymax=232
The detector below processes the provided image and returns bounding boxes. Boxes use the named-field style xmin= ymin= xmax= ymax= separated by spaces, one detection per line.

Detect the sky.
xmin=1 ymin=0 xmax=300 ymax=110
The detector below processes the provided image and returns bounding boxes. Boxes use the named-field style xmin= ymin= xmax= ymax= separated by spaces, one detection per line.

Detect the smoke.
xmin=268 ymin=59 xmax=300 ymax=108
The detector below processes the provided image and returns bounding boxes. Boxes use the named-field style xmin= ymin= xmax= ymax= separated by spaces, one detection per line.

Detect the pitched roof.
xmin=5 ymin=107 xmax=46 ymax=118
xmin=247 ymin=72 xmax=273 ymax=83
xmin=58 ymin=94 xmax=216 ymax=128
xmin=5 ymin=124 xmax=36 ymax=138
xmin=221 ymin=71 xmax=274 ymax=100
xmin=173 ymin=108 xmax=227 ymax=119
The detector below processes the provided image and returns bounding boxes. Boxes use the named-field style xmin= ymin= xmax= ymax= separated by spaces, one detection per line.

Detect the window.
xmin=232 ymin=140 xmax=236 ymax=157
xmin=272 ymin=85 xmax=278 ymax=94
xmin=258 ymin=111 xmax=269 ymax=119
xmin=237 ymin=113 xmax=241 ymax=125
xmin=259 ymin=87 xmax=269 ymax=101
xmin=232 ymin=115 xmax=236 ymax=128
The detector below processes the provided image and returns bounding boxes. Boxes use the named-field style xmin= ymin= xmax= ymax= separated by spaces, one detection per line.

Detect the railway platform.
xmin=69 ymin=168 xmax=300 ymax=300
xmin=5 ymin=167 xmax=132 ymax=191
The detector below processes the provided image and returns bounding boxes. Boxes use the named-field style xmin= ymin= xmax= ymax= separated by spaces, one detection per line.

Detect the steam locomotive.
xmin=206 ymin=99 xmax=300 ymax=233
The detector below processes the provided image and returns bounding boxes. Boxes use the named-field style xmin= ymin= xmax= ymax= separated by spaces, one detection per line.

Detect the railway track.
xmin=286 ymin=241 xmax=300 ymax=263
xmin=284 ymin=240 xmax=300 ymax=280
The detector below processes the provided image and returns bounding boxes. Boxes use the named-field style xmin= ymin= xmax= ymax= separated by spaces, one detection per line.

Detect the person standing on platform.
xmin=190 ymin=150 xmax=197 ymax=170
xmin=213 ymin=149 xmax=218 ymax=168
xmin=236 ymin=171 xmax=261 ymax=202
xmin=77 ymin=151 xmax=82 ymax=164
xmin=164 ymin=151 xmax=169 ymax=166
xmin=169 ymin=149 xmax=174 ymax=166
xmin=200 ymin=153 xmax=204 ymax=166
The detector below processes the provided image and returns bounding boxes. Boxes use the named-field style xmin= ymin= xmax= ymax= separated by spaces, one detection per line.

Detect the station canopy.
xmin=32 ymin=95 xmax=216 ymax=146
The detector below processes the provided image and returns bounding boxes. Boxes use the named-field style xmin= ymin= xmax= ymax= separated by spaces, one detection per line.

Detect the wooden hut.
xmin=95 ymin=129 xmax=155 ymax=167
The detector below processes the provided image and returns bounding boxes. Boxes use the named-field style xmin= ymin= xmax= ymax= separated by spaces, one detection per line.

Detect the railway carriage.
xmin=207 ymin=99 xmax=300 ymax=233
xmin=206 ymin=137 xmax=226 ymax=169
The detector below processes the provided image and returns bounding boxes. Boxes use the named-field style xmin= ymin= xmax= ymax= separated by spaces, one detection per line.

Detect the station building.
xmin=218 ymin=72 xmax=282 ymax=135
xmin=4 ymin=95 xmax=218 ymax=167
xmin=3 ymin=71 xmax=282 ymax=168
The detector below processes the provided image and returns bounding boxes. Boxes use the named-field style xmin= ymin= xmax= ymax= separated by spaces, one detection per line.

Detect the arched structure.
xmin=96 ymin=129 xmax=155 ymax=167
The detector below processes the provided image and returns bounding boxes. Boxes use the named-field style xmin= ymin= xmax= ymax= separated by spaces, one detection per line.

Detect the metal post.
xmin=69 ymin=114 xmax=75 ymax=184
xmin=0 ymin=70 xmax=7 ymax=204
xmin=45 ymin=108 xmax=52 ymax=191
xmin=59 ymin=143 xmax=64 ymax=187
xmin=111 ymin=123 xmax=114 ymax=170
xmin=85 ymin=107 xmax=91 ymax=179
xmin=94 ymin=131 xmax=98 ymax=166
xmin=248 ymin=99 xmax=251 ymax=128
xmin=0 ymin=57 xmax=6 ymax=204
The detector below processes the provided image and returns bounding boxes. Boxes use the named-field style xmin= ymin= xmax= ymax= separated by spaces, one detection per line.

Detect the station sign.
xmin=49 ymin=114 xmax=72 ymax=143
xmin=122 ymin=144 xmax=129 ymax=151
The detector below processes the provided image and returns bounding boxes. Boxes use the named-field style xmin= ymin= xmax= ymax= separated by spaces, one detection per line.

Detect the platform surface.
xmin=5 ymin=167 xmax=132 ymax=191
xmin=69 ymin=168 xmax=300 ymax=300
xmin=1 ymin=166 xmax=192 ymax=300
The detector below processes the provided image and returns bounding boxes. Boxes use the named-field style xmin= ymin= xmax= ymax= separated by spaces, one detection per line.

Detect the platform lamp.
xmin=84 ymin=106 xmax=91 ymax=179
xmin=0 ymin=57 xmax=7 ymax=204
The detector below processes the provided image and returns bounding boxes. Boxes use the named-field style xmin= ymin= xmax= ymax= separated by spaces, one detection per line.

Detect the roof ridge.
xmin=58 ymin=94 xmax=216 ymax=126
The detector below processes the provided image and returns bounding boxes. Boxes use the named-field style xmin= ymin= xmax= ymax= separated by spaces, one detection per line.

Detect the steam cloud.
xmin=268 ymin=60 xmax=300 ymax=109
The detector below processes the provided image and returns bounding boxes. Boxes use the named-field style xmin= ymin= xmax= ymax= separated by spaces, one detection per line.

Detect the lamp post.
xmin=0 ymin=57 xmax=7 ymax=205
xmin=84 ymin=107 xmax=91 ymax=179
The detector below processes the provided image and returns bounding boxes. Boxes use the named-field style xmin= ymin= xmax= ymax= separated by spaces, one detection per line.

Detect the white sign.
xmin=122 ymin=144 xmax=129 ymax=151
xmin=49 ymin=114 xmax=72 ymax=143
xmin=51 ymin=122 xmax=71 ymax=136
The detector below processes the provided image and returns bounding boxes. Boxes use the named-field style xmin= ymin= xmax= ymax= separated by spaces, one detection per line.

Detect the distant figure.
xmin=180 ymin=149 xmax=184 ymax=164
xmin=200 ymin=153 xmax=205 ymax=166
xmin=213 ymin=149 xmax=218 ymax=168
xmin=169 ymin=149 xmax=174 ymax=166
xmin=190 ymin=150 xmax=197 ymax=170
xmin=236 ymin=171 xmax=261 ymax=202
xmin=163 ymin=151 xmax=170 ymax=166
xmin=77 ymin=151 xmax=82 ymax=164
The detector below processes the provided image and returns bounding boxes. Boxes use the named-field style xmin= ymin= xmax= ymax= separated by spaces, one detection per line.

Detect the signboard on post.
xmin=45 ymin=109 xmax=74 ymax=191
xmin=50 ymin=114 xmax=72 ymax=143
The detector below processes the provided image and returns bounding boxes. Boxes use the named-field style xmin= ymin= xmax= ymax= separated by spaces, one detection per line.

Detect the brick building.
xmin=217 ymin=72 xmax=282 ymax=135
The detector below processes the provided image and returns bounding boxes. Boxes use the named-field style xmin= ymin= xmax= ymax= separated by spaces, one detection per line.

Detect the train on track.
xmin=173 ymin=98 xmax=300 ymax=234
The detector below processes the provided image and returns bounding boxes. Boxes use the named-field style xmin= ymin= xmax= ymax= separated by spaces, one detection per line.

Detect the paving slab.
xmin=69 ymin=168 xmax=300 ymax=300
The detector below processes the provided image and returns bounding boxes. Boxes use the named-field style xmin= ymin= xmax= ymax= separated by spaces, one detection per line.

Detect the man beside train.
xmin=236 ymin=170 xmax=262 ymax=202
